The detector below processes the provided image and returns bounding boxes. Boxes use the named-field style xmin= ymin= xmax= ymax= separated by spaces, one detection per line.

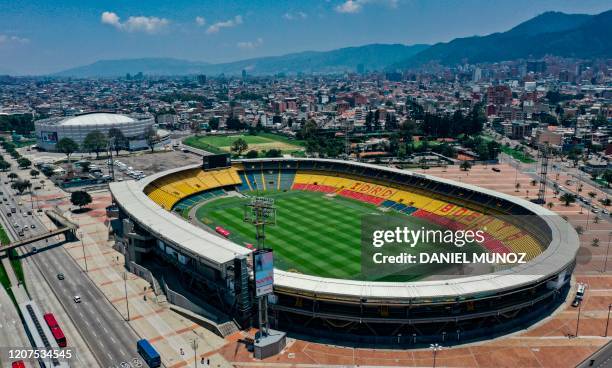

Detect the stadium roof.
xmin=110 ymin=164 xmax=251 ymax=270
xmin=35 ymin=112 xmax=151 ymax=126
xmin=110 ymin=158 xmax=579 ymax=301
xmin=61 ymin=112 xmax=135 ymax=126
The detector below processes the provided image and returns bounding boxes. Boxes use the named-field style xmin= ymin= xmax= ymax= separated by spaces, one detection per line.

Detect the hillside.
xmin=55 ymin=44 xmax=429 ymax=77
xmin=389 ymin=10 xmax=611 ymax=69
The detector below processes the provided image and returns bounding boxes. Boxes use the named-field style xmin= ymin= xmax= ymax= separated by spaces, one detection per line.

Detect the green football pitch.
xmin=183 ymin=133 xmax=304 ymax=154
xmin=196 ymin=191 xmax=486 ymax=281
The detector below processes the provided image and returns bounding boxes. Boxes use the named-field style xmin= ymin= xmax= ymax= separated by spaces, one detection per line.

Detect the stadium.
xmin=34 ymin=112 xmax=156 ymax=151
xmin=109 ymin=157 xmax=579 ymax=345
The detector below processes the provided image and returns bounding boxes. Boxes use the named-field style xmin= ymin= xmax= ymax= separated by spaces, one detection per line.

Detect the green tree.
xmin=560 ymin=193 xmax=576 ymax=206
xmin=29 ymin=169 xmax=39 ymax=178
xmin=7 ymin=172 xmax=18 ymax=181
xmin=245 ymin=150 xmax=258 ymax=159
xmin=70 ymin=190 xmax=92 ymax=209
xmin=56 ymin=137 xmax=79 ymax=163
xmin=591 ymin=238 xmax=600 ymax=247
xmin=208 ymin=117 xmax=220 ymax=130
xmin=230 ymin=138 xmax=248 ymax=156
xmin=108 ymin=128 xmax=127 ymax=155
xmin=83 ymin=130 xmax=108 ymax=158
xmin=460 ymin=161 xmax=472 ymax=171
xmin=17 ymin=157 xmax=32 ymax=169
xmin=0 ymin=160 xmax=10 ymax=171
xmin=11 ymin=179 xmax=31 ymax=195
xmin=602 ymin=170 xmax=612 ymax=188
xmin=588 ymin=191 xmax=597 ymax=201
xmin=264 ymin=149 xmax=282 ymax=158
xmin=144 ymin=127 xmax=158 ymax=152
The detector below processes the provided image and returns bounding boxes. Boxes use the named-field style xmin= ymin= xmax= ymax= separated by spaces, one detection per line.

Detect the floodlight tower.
xmin=537 ymin=144 xmax=550 ymax=204
xmin=244 ymin=197 xmax=276 ymax=335
xmin=244 ymin=197 xmax=276 ymax=250
xmin=107 ymin=136 xmax=115 ymax=181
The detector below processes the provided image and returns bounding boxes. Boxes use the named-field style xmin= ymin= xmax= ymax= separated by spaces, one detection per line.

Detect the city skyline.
xmin=0 ymin=0 xmax=610 ymax=75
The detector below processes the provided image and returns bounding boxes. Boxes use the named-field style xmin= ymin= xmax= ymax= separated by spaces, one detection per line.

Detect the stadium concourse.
xmin=110 ymin=157 xmax=578 ymax=349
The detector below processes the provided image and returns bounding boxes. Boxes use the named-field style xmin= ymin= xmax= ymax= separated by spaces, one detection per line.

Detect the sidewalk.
xmin=0 ymin=285 xmax=29 ymax=350
xmin=35 ymin=187 xmax=234 ymax=368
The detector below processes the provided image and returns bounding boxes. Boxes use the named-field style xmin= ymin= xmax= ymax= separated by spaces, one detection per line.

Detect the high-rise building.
xmin=197 ymin=74 xmax=207 ymax=85
xmin=487 ymin=85 xmax=512 ymax=106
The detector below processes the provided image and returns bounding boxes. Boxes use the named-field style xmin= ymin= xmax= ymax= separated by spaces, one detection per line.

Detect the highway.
xmin=0 ymin=154 xmax=149 ymax=368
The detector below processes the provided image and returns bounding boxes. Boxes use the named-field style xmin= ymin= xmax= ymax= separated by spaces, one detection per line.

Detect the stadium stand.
xmin=287 ymin=170 xmax=543 ymax=260
xmin=144 ymin=167 xmax=241 ymax=210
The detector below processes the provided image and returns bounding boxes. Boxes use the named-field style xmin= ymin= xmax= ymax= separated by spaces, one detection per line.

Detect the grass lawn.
xmin=184 ymin=133 xmax=304 ymax=154
xmin=501 ymin=146 xmax=536 ymax=163
xmin=196 ymin=191 xmax=481 ymax=281
xmin=0 ymin=225 xmax=26 ymax=289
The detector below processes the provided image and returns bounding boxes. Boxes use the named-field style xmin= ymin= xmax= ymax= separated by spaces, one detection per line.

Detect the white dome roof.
xmin=61 ymin=113 xmax=136 ymax=126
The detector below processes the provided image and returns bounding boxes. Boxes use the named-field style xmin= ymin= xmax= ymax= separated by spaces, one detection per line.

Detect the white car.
xmin=73 ymin=296 xmax=81 ymax=303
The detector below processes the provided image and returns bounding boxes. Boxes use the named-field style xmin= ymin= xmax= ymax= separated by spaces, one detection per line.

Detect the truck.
xmin=137 ymin=339 xmax=161 ymax=368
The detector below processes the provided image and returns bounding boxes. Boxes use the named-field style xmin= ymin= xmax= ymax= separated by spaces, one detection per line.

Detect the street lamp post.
xmin=191 ymin=339 xmax=198 ymax=368
xmin=605 ymin=304 xmax=612 ymax=337
xmin=430 ymin=343 xmax=442 ymax=368
xmin=123 ymin=272 xmax=130 ymax=321
xmin=576 ymin=305 xmax=581 ymax=337
xmin=604 ymin=232 xmax=612 ymax=273
xmin=80 ymin=232 xmax=88 ymax=272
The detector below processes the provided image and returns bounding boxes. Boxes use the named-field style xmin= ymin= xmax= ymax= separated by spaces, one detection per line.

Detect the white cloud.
xmin=101 ymin=11 xmax=169 ymax=34
xmin=335 ymin=0 xmax=398 ymax=14
xmin=283 ymin=11 xmax=308 ymax=20
xmin=237 ymin=37 xmax=263 ymax=50
xmin=0 ymin=34 xmax=29 ymax=45
xmin=336 ymin=0 xmax=362 ymax=13
xmin=206 ymin=15 xmax=243 ymax=34
xmin=195 ymin=16 xmax=206 ymax=26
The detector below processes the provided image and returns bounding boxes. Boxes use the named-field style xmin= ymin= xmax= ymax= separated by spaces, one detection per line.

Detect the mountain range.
xmin=54 ymin=44 xmax=428 ymax=78
xmin=388 ymin=10 xmax=611 ymax=69
xmin=54 ymin=9 xmax=611 ymax=78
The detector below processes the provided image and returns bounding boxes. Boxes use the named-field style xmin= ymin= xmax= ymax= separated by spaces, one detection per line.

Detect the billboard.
xmin=253 ymin=249 xmax=274 ymax=297
xmin=41 ymin=131 xmax=58 ymax=143
xmin=202 ymin=153 xmax=231 ymax=170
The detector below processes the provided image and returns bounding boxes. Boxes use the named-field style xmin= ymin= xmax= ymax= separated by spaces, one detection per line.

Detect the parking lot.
xmin=109 ymin=150 xmax=202 ymax=181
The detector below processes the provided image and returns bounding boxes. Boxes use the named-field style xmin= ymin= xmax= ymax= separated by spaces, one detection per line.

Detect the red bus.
xmin=215 ymin=226 xmax=230 ymax=238
xmin=43 ymin=313 xmax=67 ymax=347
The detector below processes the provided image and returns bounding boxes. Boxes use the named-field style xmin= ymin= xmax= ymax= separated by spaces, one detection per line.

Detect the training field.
xmin=184 ymin=133 xmax=304 ymax=153
xmin=196 ymin=191 xmax=484 ymax=281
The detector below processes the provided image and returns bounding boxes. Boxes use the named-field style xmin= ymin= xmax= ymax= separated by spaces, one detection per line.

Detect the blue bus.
xmin=137 ymin=339 xmax=161 ymax=368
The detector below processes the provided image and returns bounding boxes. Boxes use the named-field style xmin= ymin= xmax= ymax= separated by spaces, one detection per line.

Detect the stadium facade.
xmin=109 ymin=158 xmax=579 ymax=345
xmin=34 ymin=112 xmax=155 ymax=151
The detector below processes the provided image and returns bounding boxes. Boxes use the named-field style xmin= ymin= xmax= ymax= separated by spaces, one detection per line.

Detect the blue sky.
xmin=0 ymin=0 xmax=610 ymax=75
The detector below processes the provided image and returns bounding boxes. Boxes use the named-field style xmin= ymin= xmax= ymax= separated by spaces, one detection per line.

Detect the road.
xmin=0 ymin=157 xmax=149 ymax=368
xmin=577 ymin=340 xmax=612 ymax=368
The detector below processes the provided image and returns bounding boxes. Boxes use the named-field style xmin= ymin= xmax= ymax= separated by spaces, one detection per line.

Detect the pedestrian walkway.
xmin=0 ymin=286 xmax=29 ymax=350
xmin=35 ymin=187 xmax=234 ymax=368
